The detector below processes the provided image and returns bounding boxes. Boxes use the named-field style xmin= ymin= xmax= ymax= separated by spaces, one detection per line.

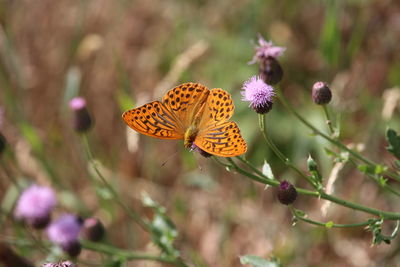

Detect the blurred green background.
xmin=1 ymin=0 xmax=400 ymax=266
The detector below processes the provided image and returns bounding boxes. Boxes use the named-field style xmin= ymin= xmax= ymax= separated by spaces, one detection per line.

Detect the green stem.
xmin=81 ymin=135 xmax=149 ymax=231
xmin=322 ymin=105 xmax=335 ymax=135
xmin=277 ymin=91 xmax=400 ymax=182
xmin=81 ymin=240 xmax=181 ymax=264
xmin=217 ymin=157 xmax=400 ymax=220
xmin=290 ymin=207 xmax=370 ymax=228
xmin=258 ymin=114 xmax=316 ymax=187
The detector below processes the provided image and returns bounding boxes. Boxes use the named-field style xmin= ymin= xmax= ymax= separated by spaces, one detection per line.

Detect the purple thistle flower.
xmin=249 ymin=34 xmax=286 ymax=65
xmin=42 ymin=261 xmax=75 ymax=267
xmin=14 ymin=185 xmax=57 ymax=229
xmin=47 ymin=214 xmax=82 ymax=256
xmin=69 ymin=97 xmax=93 ymax=132
xmin=241 ymin=76 xmax=275 ymax=114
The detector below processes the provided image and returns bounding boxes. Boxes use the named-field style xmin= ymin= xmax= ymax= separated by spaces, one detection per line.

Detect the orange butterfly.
xmin=122 ymin=82 xmax=247 ymax=157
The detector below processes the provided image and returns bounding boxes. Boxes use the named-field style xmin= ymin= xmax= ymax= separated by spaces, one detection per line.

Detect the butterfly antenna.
xmin=161 ymin=149 xmax=180 ymax=167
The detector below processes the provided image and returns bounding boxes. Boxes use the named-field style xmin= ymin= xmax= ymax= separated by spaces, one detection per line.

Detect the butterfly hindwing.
xmin=122 ymin=101 xmax=183 ymax=139
xmin=195 ymin=121 xmax=247 ymax=157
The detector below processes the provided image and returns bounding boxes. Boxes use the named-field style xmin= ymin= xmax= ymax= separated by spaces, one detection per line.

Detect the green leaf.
xmin=240 ymin=255 xmax=280 ymax=267
xmin=307 ymin=155 xmax=322 ymax=186
xmin=261 ymin=161 xmax=274 ymax=180
xmin=386 ymin=129 xmax=400 ymax=159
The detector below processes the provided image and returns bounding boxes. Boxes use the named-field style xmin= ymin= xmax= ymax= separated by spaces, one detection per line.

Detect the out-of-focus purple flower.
xmin=249 ymin=34 xmax=286 ymax=65
xmin=47 ymin=214 xmax=82 ymax=257
xmin=42 ymin=261 xmax=75 ymax=267
xmin=190 ymin=143 xmax=212 ymax=158
xmin=241 ymin=76 xmax=275 ymax=114
xmin=14 ymin=185 xmax=57 ymax=229
xmin=69 ymin=97 xmax=93 ymax=132
xmin=81 ymin=217 xmax=105 ymax=242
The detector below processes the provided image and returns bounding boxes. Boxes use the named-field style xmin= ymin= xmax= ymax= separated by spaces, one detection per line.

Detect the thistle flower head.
xmin=249 ymin=35 xmax=286 ymax=65
xmin=42 ymin=261 xmax=75 ymax=267
xmin=47 ymin=214 xmax=82 ymax=256
xmin=241 ymin=76 xmax=275 ymax=114
xmin=14 ymin=185 xmax=57 ymax=228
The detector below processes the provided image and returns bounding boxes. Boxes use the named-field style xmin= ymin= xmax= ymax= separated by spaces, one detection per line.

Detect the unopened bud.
xmin=312 ymin=82 xmax=332 ymax=105
xmin=277 ymin=180 xmax=297 ymax=205
xmin=69 ymin=97 xmax=93 ymax=132
xmin=259 ymin=57 xmax=283 ymax=85
xmin=81 ymin=218 xmax=105 ymax=242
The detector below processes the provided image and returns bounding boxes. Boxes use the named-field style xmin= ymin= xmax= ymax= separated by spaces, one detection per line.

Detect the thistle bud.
xmin=277 ymin=180 xmax=297 ymax=205
xmin=312 ymin=82 xmax=332 ymax=105
xmin=81 ymin=217 xmax=105 ymax=242
xmin=69 ymin=97 xmax=93 ymax=132
xmin=259 ymin=57 xmax=283 ymax=85
xmin=61 ymin=241 xmax=81 ymax=258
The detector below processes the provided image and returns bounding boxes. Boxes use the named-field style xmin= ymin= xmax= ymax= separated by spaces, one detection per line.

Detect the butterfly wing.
xmin=195 ymin=121 xmax=247 ymax=157
xmin=122 ymin=101 xmax=183 ymax=139
xmin=195 ymin=88 xmax=247 ymax=157
xmin=162 ymin=82 xmax=209 ymax=128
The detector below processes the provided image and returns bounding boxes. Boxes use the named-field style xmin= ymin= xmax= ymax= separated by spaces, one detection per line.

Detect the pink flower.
xmin=241 ymin=76 xmax=275 ymax=114
xmin=14 ymin=185 xmax=57 ymax=228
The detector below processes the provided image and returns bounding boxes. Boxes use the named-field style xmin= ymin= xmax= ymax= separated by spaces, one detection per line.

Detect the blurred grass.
xmin=0 ymin=0 xmax=400 ymax=266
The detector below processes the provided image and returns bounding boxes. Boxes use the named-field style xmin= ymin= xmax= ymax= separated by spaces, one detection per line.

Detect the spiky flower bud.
xmin=277 ymin=180 xmax=297 ymax=205
xmin=81 ymin=217 xmax=105 ymax=242
xmin=259 ymin=57 xmax=283 ymax=85
xmin=312 ymin=82 xmax=332 ymax=105
xmin=69 ymin=97 xmax=93 ymax=132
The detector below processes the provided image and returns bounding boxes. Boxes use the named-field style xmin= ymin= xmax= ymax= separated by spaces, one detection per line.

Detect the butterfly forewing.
xmin=199 ymin=88 xmax=234 ymax=129
xmin=195 ymin=121 xmax=247 ymax=157
xmin=122 ymin=101 xmax=184 ymax=139
xmin=162 ymin=82 xmax=209 ymax=128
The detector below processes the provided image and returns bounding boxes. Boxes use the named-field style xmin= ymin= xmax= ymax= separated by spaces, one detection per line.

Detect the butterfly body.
xmin=122 ymin=82 xmax=247 ymax=157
